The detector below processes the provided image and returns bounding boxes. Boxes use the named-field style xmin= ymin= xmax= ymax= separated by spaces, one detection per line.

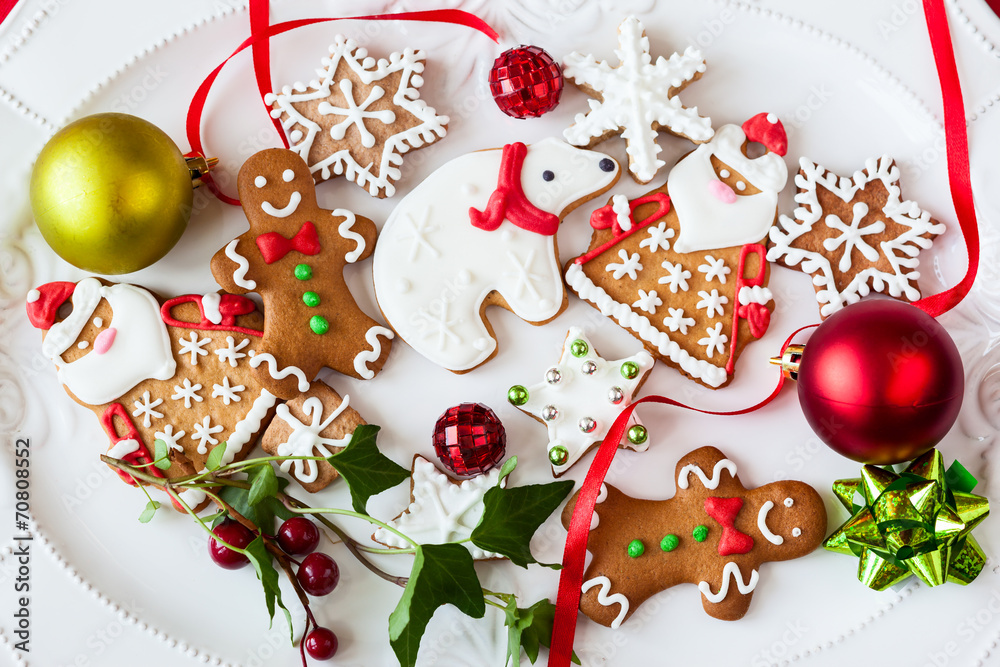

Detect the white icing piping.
xmin=757 ymin=501 xmax=784 ymax=546
xmin=106 ymin=438 xmax=140 ymax=459
xmin=699 ymin=562 xmax=759 ymax=603
xmin=353 ymin=326 xmax=393 ymax=379
xmin=249 ymin=351 xmax=310 ymax=393
xmin=677 ymin=459 xmax=737 ymax=490
xmin=591 ymin=483 xmax=609 ymax=530
xmin=201 ymin=292 xmax=222 ymax=324
xmin=223 ymin=389 xmax=277 ymax=466
xmin=42 ymin=277 xmax=101 ymax=358
xmin=335 ymin=208 xmax=367 ymax=263
xmin=581 ymin=576 xmax=630 ymax=629
xmin=224 ymin=239 xmax=257 ymax=290
xmin=260 ymin=190 xmax=302 ymax=218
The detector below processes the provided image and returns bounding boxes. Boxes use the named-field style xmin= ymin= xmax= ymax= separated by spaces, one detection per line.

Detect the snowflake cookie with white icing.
xmin=767 ymin=155 xmax=946 ymax=318
xmin=259 ymin=380 xmax=367 ymax=493
xmin=507 ymin=327 xmax=653 ymax=477
xmin=373 ymin=455 xmax=506 ymax=560
xmin=265 ymin=34 xmax=448 ymax=198
xmin=562 ymin=15 xmax=713 ymax=184
xmin=211 ymin=149 xmax=393 ymax=400
xmin=562 ymin=446 xmax=826 ymax=626
xmin=566 ymin=115 xmax=788 ymax=389
xmin=25 ymin=279 xmax=281 ymax=511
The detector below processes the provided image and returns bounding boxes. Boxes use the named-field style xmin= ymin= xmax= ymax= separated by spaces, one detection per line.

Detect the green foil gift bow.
xmin=824 ymin=448 xmax=989 ymax=591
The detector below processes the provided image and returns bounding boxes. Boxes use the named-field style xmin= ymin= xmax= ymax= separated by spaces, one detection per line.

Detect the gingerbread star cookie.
xmin=507 ymin=327 xmax=653 ymax=477
xmin=562 ymin=446 xmax=826 ymax=626
xmin=265 ymin=34 xmax=448 ymax=197
xmin=767 ymin=155 xmax=946 ymax=318
xmin=562 ymin=14 xmax=713 ymax=184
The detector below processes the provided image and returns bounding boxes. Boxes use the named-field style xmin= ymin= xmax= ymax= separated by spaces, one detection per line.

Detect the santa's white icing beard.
xmin=669 ymin=124 xmax=787 ymax=254
xmin=46 ymin=279 xmax=176 ymax=406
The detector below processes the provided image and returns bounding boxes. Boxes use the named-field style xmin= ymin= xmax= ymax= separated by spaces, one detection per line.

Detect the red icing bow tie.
xmin=704 ymin=496 xmax=754 ymax=556
xmin=256 ymin=221 xmax=321 ymax=264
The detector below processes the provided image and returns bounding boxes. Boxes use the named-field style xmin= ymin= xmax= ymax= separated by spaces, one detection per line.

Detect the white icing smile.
xmin=260 ymin=190 xmax=302 ymax=218
xmin=757 ymin=500 xmax=784 ymax=546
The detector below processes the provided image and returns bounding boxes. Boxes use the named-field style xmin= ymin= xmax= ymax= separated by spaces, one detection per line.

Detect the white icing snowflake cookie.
xmin=767 ymin=156 xmax=946 ymax=318
xmin=562 ymin=15 xmax=713 ymax=184
xmin=265 ymin=35 xmax=448 ymax=198
xmin=507 ymin=327 xmax=653 ymax=477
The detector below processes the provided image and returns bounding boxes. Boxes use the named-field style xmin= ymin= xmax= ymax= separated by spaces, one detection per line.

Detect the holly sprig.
xmin=102 ymin=424 xmax=574 ymax=667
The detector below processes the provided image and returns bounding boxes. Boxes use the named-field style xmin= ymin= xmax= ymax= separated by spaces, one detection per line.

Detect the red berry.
xmin=208 ymin=521 xmax=254 ymax=570
xmin=297 ymin=552 xmax=340 ymax=596
xmin=277 ymin=517 xmax=320 ymax=555
xmin=305 ymin=626 xmax=338 ymax=660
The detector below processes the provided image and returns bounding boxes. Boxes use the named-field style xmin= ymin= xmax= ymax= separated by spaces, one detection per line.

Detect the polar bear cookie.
xmin=372 ymin=138 xmax=620 ymax=373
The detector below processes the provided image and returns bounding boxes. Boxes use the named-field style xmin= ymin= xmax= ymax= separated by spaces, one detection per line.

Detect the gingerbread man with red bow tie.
xmin=211 ymin=149 xmax=393 ymax=399
xmin=562 ymin=446 xmax=827 ymax=625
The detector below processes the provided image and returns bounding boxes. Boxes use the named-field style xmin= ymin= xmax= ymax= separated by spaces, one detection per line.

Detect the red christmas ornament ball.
xmin=489 ymin=45 xmax=563 ymax=119
xmin=796 ymin=299 xmax=964 ymax=465
xmin=433 ymin=403 xmax=507 ymax=477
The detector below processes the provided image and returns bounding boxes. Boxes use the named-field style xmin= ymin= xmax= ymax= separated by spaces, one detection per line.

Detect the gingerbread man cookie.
xmin=562 ymin=446 xmax=826 ymax=625
xmin=211 ymin=148 xmax=393 ymax=400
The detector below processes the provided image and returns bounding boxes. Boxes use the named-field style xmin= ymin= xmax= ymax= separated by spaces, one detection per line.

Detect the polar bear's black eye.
xmin=542 ymin=170 xmax=554 ymax=182
xmin=599 ymin=158 xmax=615 ymax=173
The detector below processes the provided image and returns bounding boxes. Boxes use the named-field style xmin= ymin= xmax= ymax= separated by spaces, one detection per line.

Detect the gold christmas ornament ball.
xmin=30 ymin=113 xmax=194 ymax=274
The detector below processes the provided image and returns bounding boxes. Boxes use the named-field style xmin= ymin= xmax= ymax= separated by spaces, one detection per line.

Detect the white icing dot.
xmin=784 ymin=497 xmax=794 ymax=507
xmin=254 ymin=176 xmax=266 ymax=188
xmin=736 ymin=181 xmax=746 ymax=191
xmin=719 ymin=169 xmax=730 ymax=178
xmin=78 ymin=341 xmax=89 ymax=349
xmin=290 ymin=130 xmax=303 ymax=142
xmin=282 ymin=169 xmax=295 ymax=182
xmin=766 ymin=112 xmax=778 ymax=123
xmin=792 ymin=527 xmax=802 ymax=537
xmin=26 ymin=289 xmax=40 ymax=303
xmin=93 ymin=317 xmax=103 ymax=327
xmin=397 ymin=279 xmax=411 ymax=294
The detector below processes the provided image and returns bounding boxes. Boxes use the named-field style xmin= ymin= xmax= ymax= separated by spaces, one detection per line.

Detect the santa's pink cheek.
xmin=93 ymin=327 xmax=117 ymax=355
xmin=708 ymin=179 xmax=737 ymax=204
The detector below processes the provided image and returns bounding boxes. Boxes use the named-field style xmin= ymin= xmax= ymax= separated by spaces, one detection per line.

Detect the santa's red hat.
xmin=742 ymin=112 xmax=788 ymax=157
xmin=25 ymin=281 xmax=76 ymax=330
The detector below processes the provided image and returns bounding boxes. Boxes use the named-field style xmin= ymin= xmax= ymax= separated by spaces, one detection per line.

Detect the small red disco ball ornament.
xmin=789 ymin=300 xmax=964 ymax=465
xmin=433 ymin=403 xmax=507 ymax=477
xmin=489 ymin=45 xmax=563 ymax=119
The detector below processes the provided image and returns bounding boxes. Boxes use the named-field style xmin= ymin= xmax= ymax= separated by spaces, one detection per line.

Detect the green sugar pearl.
xmin=303 ymin=291 xmax=320 ymax=307
xmin=692 ymin=525 xmax=709 ymax=542
xmin=627 ymin=539 xmax=645 ymax=558
xmin=620 ymin=360 xmax=640 ymax=380
xmin=294 ymin=263 xmax=313 ymax=280
xmin=309 ymin=315 xmax=329 ymax=335
xmin=569 ymin=339 xmax=589 ymax=358
xmin=660 ymin=534 xmax=679 ymax=552
xmin=507 ymin=385 xmax=529 ymax=406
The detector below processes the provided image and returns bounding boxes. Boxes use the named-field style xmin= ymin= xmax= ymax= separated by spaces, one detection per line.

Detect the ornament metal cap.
xmin=770 ymin=343 xmax=805 ymax=381
xmin=186 ymin=154 xmax=219 ymax=187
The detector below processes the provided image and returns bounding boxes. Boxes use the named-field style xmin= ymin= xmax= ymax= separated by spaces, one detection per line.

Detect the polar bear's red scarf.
xmin=468 ymin=142 xmax=561 ymax=236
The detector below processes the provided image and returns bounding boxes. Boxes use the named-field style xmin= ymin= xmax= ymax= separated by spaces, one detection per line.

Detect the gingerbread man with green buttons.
xmin=562 ymin=446 xmax=826 ymax=625
xmin=211 ymin=148 xmax=393 ymax=400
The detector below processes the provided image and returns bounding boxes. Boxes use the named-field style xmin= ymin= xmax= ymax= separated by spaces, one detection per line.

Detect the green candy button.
xmin=295 ymin=263 xmax=312 ymax=280
xmin=309 ymin=315 xmax=329 ymax=335
xmin=660 ymin=534 xmax=679 ymax=552
xmin=692 ymin=525 xmax=709 ymax=542
xmin=627 ymin=539 xmax=644 ymax=558
xmin=303 ymin=291 xmax=320 ymax=307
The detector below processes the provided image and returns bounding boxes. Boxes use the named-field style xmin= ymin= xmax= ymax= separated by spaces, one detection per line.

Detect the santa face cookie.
xmin=211 ymin=148 xmax=393 ymax=399
xmin=562 ymin=446 xmax=826 ymax=626
xmin=259 ymin=380 xmax=366 ymax=493
xmin=767 ymin=156 xmax=945 ymax=318
xmin=372 ymin=138 xmax=620 ymax=373
xmin=565 ymin=117 xmax=788 ymax=388
xmin=265 ymin=35 xmax=448 ymax=198
xmin=25 ymin=279 xmax=278 ymax=508
xmin=562 ymin=15 xmax=713 ymax=184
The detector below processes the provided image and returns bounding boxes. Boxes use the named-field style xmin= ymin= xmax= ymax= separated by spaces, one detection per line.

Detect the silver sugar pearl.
xmin=581 ymin=360 xmax=598 ymax=375
xmin=541 ymin=405 xmax=559 ymax=421
xmin=608 ymin=386 xmax=624 ymax=404
xmin=545 ymin=368 xmax=562 ymax=385
xmin=579 ymin=417 xmax=597 ymax=433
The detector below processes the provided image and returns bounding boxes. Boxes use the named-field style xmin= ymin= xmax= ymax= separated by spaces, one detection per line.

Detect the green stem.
xmin=285 ymin=505 xmax=418 ymax=548
xmin=355 ymin=544 xmax=417 ymax=555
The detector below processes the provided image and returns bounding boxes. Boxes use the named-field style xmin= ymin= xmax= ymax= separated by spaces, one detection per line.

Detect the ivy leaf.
xmin=471 ymin=480 xmax=574 ymax=568
xmin=497 ymin=456 xmax=518 ymax=486
xmin=504 ymin=597 xmax=580 ymax=665
xmin=248 ymin=463 xmax=279 ymax=507
xmin=138 ymin=500 xmax=159 ymax=524
xmin=206 ymin=442 xmax=227 ymax=471
xmin=152 ymin=439 xmax=171 ymax=471
xmin=218 ymin=471 xmax=291 ymax=533
xmin=388 ymin=544 xmax=485 ymax=667
xmin=327 ymin=425 xmax=409 ymax=515
xmin=244 ymin=535 xmax=293 ymax=641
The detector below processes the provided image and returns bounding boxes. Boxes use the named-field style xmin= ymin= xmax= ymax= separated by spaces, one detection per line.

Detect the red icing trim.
xmin=704 ymin=496 xmax=754 ymax=556
xmin=575 ymin=193 xmax=671 ymax=265
xmin=469 ymin=142 xmax=560 ymax=236
xmin=25 ymin=281 xmax=76 ymax=330
xmin=256 ymin=220 xmax=321 ymax=264
xmin=742 ymin=113 xmax=788 ymax=157
xmin=160 ymin=295 xmax=263 ymax=338
xmin=99 ymin=403 xmax=164 ymax=486
xmin=726 ymin=243 xmax=769 ymax=375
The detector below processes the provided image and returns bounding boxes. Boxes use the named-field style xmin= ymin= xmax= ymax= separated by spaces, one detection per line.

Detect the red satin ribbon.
xmin=185 ymin=8 xmax=499 ymax=205
xmin=0 ymin=0 xmax=19 ymax=26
